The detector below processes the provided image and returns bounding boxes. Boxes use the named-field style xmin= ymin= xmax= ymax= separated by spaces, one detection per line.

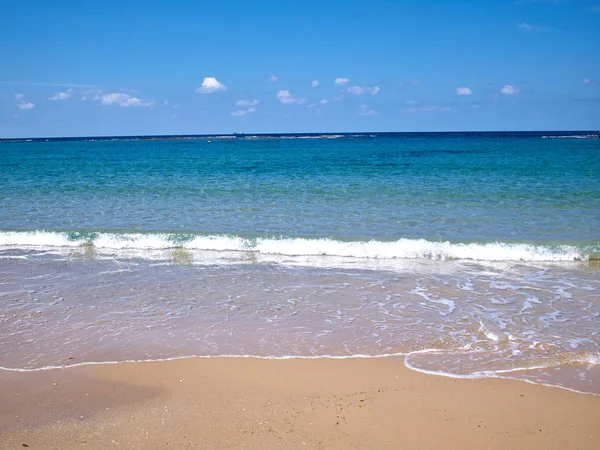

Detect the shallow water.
xmin=1 ymin=248 xmax=598 ymax=394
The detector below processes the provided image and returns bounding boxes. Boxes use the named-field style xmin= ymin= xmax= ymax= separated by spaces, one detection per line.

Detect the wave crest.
xmin=0 ymin=231 xmax=596 ymax=262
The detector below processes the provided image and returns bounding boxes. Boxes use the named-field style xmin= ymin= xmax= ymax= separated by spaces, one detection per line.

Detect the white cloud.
xmin=276 ymin=90 xmax=307 ymax=104
xmin=347 ymin=86 xmax=379 ymax=95
xmin=517 ymin=22 xmax=548 ymax=32
xmin=311 ymin=79 xmax=319 ymax=88
xmin=421 ymin=105 xmax=452 ymax=112
xmin=231 ymin=105 xmax=257 ymax=117
xmin=584 ymin=77 xmax=593 ymax=84
xmin=407 ymin=105 xmax=452 ymax=113
xmin=79 ymin=88 xmax=104 ymax=101
xmin=456 ymin=87 xmax=472 ymax=96
xmin=335 ymin=77 xmax=350 ymax=85
xmin=15 ymin=93 xmax=24 ymax=100
xmin=18 ymin=102 xmax=35 ymax=110
xmin=236 ymin=99 xmax=260 ymax=107
xmin=49 ymin=89 xmax=73 ymax=101
xmin=277 ymin=90 xmax=294 ymax=103
xmin=501 ymin=85 xmax=520 ymax=95
xmin=319 ymin=96 xmax=342 ymax=105
xmin=405 ymin=100 xmax=417 ymax=105
xmin=471 ymin=104 xmax=481 ymax=109
xmin=100 ymin=93 xmax=153 ymax=107
xmin=358 ymin=104 xmax=376 ymax=116
xmin=195 ymin=77 xmax=227 ymax=94
xmin=267 ymin=74 xmax=279 ymax=83
xmin=347 ymin=86 xmax=365 ymax=95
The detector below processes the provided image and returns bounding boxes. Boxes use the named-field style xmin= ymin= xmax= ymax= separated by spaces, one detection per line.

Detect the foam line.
xmin=1 ymin=231 xmax=596 ymax=262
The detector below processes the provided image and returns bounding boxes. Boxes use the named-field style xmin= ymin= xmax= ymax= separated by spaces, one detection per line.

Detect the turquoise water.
xmin=2 ymin=132 xmax=599 ymax=246
xmin=1 ymin=132 xmax=599 ymax=394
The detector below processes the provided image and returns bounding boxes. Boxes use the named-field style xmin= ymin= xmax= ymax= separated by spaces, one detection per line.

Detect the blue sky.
xmin=1 ymin=0 xmax=599 ymax=137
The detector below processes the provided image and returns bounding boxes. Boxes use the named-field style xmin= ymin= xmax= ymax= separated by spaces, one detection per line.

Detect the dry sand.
xmin=1 ymin=357 xmax=598 ymax=449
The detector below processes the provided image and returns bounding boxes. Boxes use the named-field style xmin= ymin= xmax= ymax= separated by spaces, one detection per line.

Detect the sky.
xmin=1 ymin=0 xmax=599 ymax=137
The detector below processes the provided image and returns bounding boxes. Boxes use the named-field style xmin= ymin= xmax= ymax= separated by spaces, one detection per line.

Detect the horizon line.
xmin=0 ymin=130 xmax=597 ymax=142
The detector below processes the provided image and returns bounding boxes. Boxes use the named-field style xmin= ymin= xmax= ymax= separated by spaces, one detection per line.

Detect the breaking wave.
xmin=0 ymin=231 xmax=597 ymax=262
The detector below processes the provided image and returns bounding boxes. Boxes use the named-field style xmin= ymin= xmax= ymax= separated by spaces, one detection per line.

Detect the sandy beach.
xmin=1 ymin=357 xmax=598 ymax=449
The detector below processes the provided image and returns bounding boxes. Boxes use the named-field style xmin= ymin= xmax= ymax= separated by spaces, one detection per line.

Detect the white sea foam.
xmin=541 ymin=135 xmax=597 ymax=139
xmin=0 ymin=231 xmax=593 ymax=262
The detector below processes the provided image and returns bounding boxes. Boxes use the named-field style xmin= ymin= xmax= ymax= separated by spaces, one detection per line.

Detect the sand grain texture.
xmin=1 ymin=358 xmax=598 ymax=449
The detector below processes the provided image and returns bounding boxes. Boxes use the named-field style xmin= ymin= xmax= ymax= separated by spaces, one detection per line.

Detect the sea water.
xmin=1 ymin=132 xmax=599 ymax=394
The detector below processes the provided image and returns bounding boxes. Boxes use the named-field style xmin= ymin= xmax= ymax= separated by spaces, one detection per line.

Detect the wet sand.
xmin=1 ymin=357 xmax=598 ymax=449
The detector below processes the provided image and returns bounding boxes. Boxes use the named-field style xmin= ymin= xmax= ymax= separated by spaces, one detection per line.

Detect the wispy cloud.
xmin=14 ymin=92 xmax=35 ymax=110
xmin=517 ymin=22 xmax=550 ymax=32
xmin=48 ymin=89 xmax=73 ymax=101
xmin=17 ymin=102 xmax=35 ymax=110
xmin=195 ymin=77 xmax=227 ymax=94
xmin=231 ymin=106 xmax=256 ymax=117
xmin=347 ymin=86 xmax=380 ymax=95
xmin=267 ymin=74 xmax=279 ymax=83
xmin=501 ymin=85 xmax=520 ymax=95
xmin=421 ymin=105 xmax=452 ymax=112
xmin=406 ymin=105 xmax=452 ymax=113
xmin=335 ymin=77 xmax=350 ymax=86
xmin=584 ymin=77 xmax=595 ymax=84
xmin=319 ymin=96 xmax=342 ymax=105
xmin=456 ymin=87 xmax=472 ymax=95
xmin=358 ymin=104 xmax=376 ymax=116
xmin=80 ymin=88 xmax=105 ymax=101
xmin=236 ymin=99 xmax=259 ymax=107
xmin=347 ymin=86 xmax=364 ymax=95
xmin=1 ymin=81 xmax=99 ymax=88
xmin=276 ymin=90 xmax=307 ymax=104
xmin=311 ymin=79 xmax=319 ymax=88
xmin=100 ymin=93 xmax=153 ymax=107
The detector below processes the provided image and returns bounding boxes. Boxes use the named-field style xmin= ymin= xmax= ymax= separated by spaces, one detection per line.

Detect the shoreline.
xmin=1 ymin=353 xmax=598 ymax=398
xmin=1 ymin=356 xmax=599 ymax=449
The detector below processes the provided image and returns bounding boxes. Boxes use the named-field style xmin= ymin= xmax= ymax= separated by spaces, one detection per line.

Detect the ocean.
xmin=1 ymin=131 xmax=599 ymax=394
